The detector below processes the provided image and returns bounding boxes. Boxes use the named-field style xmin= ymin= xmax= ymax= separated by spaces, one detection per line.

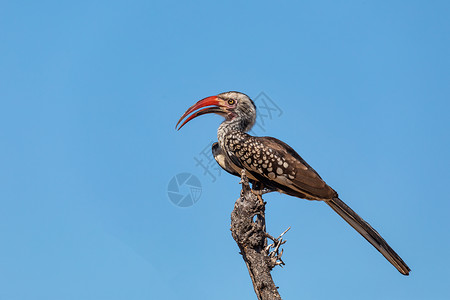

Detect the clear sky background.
xmin=1 ymin=1 xmax=449 ymax=299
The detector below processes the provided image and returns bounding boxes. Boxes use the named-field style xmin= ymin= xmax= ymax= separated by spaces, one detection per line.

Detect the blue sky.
xmin=1 ymin=1 xmax=449 ymax=299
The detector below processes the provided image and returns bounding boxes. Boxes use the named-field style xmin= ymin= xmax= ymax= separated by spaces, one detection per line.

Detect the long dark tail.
xmin=326 ymin=197 xmax=410 ymax=275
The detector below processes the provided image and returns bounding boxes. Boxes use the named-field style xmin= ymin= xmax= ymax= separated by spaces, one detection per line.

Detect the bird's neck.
xmin=217 ymin=115 xmax=254 ymax=148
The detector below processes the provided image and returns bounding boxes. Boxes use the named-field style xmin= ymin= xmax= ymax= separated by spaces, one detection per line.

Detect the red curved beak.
xmin=176 ymin=96 xmax=226 ymax=130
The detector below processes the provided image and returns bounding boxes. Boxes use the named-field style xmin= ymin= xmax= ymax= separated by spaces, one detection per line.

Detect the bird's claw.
xmin=251 ymin=187 xmax=273 ymax=195
xmin=251 ymin=190 xmax=265 ymax=206
xmin=250 ymin=183 xmax=272 ymax=206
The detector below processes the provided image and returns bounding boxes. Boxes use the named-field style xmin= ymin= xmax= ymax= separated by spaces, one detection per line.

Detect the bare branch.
xmin=230 ymin=171 xmax=289 ymax=300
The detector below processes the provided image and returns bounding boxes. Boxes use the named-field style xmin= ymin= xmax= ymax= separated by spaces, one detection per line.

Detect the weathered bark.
xmin=230 ymin=172 xmax=288 ymax=300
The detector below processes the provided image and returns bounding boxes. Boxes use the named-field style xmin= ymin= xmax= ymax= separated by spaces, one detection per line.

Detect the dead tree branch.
xmin=230 ymin=171 xmax=289 ymax=300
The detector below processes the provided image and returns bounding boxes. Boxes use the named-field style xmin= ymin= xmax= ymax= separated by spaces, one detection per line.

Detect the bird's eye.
xmin=227 ymin=99 xmax=236 ymax=105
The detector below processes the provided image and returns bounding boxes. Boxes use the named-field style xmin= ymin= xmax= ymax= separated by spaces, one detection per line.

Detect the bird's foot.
xmin=251 ymin=187 xmax=273 ymax=196
xmin=250 ymin=182 xmax=272 ymax=205
xmin=265 ymin=227 xmax=291 ymax=269
xmin=251 ymin=190 xmax=266 ymax=206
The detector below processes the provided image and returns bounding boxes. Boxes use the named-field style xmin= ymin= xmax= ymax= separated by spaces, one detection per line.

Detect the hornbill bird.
xmin=176 ymin=91 xmax=410 ymax=276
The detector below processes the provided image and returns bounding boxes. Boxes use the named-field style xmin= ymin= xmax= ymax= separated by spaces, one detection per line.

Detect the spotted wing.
xmin=230 ymin=135 xmax=337 ymax=200
xmin=212 ymin=142 xmax=260 ymax=182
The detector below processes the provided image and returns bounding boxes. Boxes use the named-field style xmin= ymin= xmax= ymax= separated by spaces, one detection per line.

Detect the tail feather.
xmin=326 ymin=197 xmax=410 ymax=275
